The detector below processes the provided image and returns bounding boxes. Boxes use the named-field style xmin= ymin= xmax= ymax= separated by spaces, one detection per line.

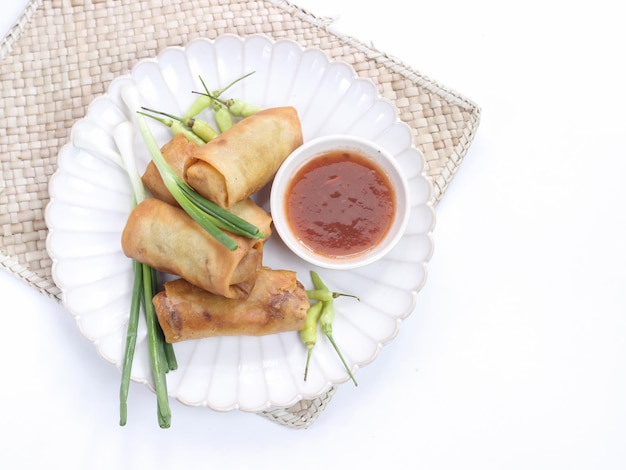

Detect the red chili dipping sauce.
xmin=285 ymin=150 xmax=396 ymax=258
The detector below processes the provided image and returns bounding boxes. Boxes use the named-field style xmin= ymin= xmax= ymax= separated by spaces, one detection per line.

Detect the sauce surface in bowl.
xmin=285 ymin=150 xmax=396 ymax=258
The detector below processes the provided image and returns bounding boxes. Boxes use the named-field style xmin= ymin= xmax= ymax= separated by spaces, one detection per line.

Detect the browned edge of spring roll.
xmin=141 ymin=133 xmax=198 ymax=206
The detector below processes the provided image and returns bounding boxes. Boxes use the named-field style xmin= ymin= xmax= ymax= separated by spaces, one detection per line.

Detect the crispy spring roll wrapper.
xmin=140 ymin=134 xmax=272 ymax=250
xmin=141 ymin=134 xmax=198 ymax=206
xmin=121 ymin=198 xmax=269 ymax=299
xmin=138 ymin=166 xmax=273 ymax=252
xmin=153 ymin=267 xmax=310 ymax=342
xmin=186 ymin=106 xmax=303 ymax=208
xmin=229 ymin=198 xmax=273 ymax=252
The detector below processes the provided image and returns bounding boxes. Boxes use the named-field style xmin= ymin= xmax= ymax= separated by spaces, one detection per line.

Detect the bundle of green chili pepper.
xmin=138 ymin=71 xmax=260 ymax=145
xmin=301 ymin=271 xmax=359 ymax=386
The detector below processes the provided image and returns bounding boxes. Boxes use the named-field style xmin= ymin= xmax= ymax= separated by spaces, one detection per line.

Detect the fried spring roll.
xmin=186 ymin=106 xmax=303 ymax=208
xmin=153 ymin=268 xmax=310 ymax=342
xmin=121 ymin=198 xmax=267 ymax=299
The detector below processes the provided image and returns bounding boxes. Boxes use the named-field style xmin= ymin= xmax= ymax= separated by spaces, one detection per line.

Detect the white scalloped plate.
xmin=45 ymin=34 xmax=436 ymax=412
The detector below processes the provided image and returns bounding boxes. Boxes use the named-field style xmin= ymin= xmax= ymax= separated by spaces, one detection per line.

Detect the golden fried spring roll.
xmin=186 ymin=106 xmax=303 ymax=208
xmin=153 ymin=268 xmax=310 ymax=342
xmin=121 ymin=198 xmax=264 ymax=299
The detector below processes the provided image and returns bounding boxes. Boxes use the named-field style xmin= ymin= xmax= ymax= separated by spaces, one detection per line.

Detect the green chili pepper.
xmin=226 ymin=98 xmax=262 ymax=117
xmin=300 ymin=301 xmax=324 ymax=381
xmin=213 ymin=103 xmax=233 ymax=133
xmin=303 ymin=271 xmax=359 ymax=386
xmin=183 ymin=71 xmax=256 ymax=120
xmin=187 ymin=117 xmax=218 ymax=142
xmin=141 ymin=107 xmax=218 ymax=143
xmin=306 ymin=289 xmax=360 ymax=302
xmin=137 ymin=111 xmax=205 ymax=146
xmin=319 ymin=295 xmax=358 ymax=386
xmin=182 ymin=94 xmax=213 ymax=121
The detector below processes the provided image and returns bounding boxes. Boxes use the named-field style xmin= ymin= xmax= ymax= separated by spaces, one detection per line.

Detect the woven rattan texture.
xmin=0 ymin=0 xmax=480 ymax=428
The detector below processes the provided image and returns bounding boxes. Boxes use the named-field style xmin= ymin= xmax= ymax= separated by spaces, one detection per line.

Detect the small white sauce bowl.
xmin=270 ymin=135 xmax=411 ymax=270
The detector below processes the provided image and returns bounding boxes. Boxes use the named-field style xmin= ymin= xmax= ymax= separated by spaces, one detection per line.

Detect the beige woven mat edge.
xmin=0 ymin=0 xmax=481 ymax=429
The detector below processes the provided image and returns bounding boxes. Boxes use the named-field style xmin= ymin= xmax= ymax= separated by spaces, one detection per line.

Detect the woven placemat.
xmin=0 ymin=0 xmax=480 ymax=429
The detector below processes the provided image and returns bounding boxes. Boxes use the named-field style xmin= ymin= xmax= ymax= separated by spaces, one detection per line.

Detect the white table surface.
xmin=0 ymin=1 xmax=28 ymax=43
xmin=2 ymin=1 xmax=625 ymax=468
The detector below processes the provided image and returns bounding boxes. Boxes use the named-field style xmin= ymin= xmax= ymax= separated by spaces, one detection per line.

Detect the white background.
xmin=2 ymin=0 xmax=625 ymax=468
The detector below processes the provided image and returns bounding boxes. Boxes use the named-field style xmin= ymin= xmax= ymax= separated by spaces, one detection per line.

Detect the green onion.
xmin=142 ymin=263 xmax=172 ymax=428
xmin=114 ymin=121 xmax=175 ymax=428
xmin=176 ymin=182 xmax=261 ymax=238
xmin=119 ymin=258 xmax=143 ymax=426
